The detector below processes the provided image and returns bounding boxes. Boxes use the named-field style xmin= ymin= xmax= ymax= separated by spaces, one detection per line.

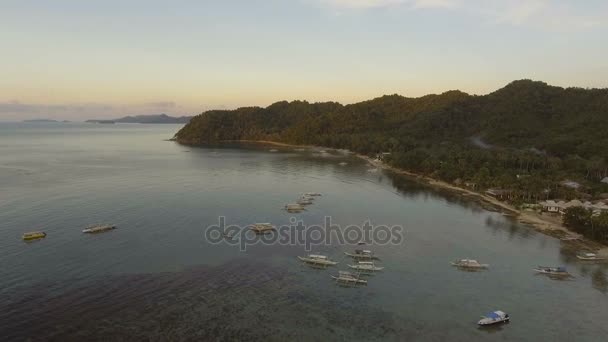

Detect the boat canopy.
xmin=488 ymin=312 xmax=501 ymax=319
xmin=309 ymin=254 xmax=327 ymax=259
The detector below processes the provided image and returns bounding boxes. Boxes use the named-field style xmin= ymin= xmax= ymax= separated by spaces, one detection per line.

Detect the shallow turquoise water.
xmin=0 ymin=122 xmax=607 ymax=341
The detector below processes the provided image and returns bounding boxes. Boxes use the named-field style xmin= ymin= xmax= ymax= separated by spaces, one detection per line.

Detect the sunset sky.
xmin=1 ymin=0 xmax=607 ymax=121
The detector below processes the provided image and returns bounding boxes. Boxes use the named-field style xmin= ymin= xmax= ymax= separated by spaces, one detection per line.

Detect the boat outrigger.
xmin=344 ymin=249 xmax=380 ymax=260
xmin=533 ymin=266 xmax=572 ymax=277
xmin=331 ymin=271 xmax=367 ymax=286
xmin=478 ymin=311 xmax=510 ymax=326
xmin=82 ymin=224 xmax=116 ymax=234
xmin=451 ymin=259 xmax=489 ymax=269
xmin=576 ymin=252 xmax=607 ymax=261
xmin=250 ymin=223 xmax=275 ymax=234
xmin=22 ymin=231 xmax=47 ymax=241
xmin=347 ymin=261 xmax=384 ymax=272
xmin=298 ymin=254 xmax=338 ymax=267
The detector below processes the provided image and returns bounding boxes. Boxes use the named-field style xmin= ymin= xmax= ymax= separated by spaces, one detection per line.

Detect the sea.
xmin=0 ymin=122 xmax=606 ymax=341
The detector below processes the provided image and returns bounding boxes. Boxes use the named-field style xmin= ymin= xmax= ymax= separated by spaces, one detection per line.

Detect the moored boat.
xmin=331 ymin=271 xmax=367 ymax=286
xmin=298 ymin=254 xmax=338 ymax=266
xmin=533 ymin=266 xmax=571 ymax=276
xmin=305 ymin=192 xmax=322 ymax=197
xmin=22 ymin=231 xmax=47 ymax=241
xmin=284 ymin=203 xmax=306 ymax=212
xmin=82 ymin=224 xmax=116 ymax=234
xmin=576 ymin=252 xmax=607 ymax=261
xmin=347 ymin=261 xmax=384 ymax=272
xmin=451 ymin=259 xmax=489 ymax=269
xmin=251 ymin=223 xmax=275 ymax=234
xmin=344 ymin=249 xmax=380 ymax=260
xmin=297 ymin=198 xmax=314 ymax=205
xmin=478 ymin=311 xmax=510 ymax=326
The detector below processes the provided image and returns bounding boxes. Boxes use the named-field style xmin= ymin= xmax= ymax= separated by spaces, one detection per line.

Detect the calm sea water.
xmin=0 ymin=122 xmax=607 ymax=341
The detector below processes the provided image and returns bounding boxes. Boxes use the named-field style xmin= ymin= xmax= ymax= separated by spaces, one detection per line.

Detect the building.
xmin=539 ymin=199 xmax=608 ymax=215
xmin=541 ymin=200 xmax=560 ymax=213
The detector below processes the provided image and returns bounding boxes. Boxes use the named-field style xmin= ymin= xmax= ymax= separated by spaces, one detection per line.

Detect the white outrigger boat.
xmin=533 ymin=266 xmax=571 ymax=276
xmin=576 ymin=252 xmax=607 ymax=261
xmin=82 ymin=224 xmax=116 ymax=234
xmin=344 ymin=249 xmax=380 ymax=260
xmin=250 ymin=223 xmax=275 ymax=234
xmin=347 ymin=261 xmax=384 ymax=272
xmin=331 ymin=271 xmax=367 ymax=286
xmin=478 ymin=311 xmax=510 ymax=326
xmin=451 ymin=259 xmax=489 ymax=269
xmin=298 ymin=254 xmax=338 ymax=267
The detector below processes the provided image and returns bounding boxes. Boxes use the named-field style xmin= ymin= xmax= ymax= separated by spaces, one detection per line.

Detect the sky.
xmin=1 ymin=0 xmax=608 ymax=121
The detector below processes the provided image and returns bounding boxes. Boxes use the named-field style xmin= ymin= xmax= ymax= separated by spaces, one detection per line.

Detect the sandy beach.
xmin=217 ymin=139 xmax=607 ymax=251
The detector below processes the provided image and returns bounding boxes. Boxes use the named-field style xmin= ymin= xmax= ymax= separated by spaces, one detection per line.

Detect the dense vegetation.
xmin=563 ymin=207 xmax=608 ymax=243
xmin=176 ymin=80 xmax=608 ymax=202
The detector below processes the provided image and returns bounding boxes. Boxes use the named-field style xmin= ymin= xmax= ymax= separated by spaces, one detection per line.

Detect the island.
xmin=175 ymin=79 xmax=608 ymax=246
xmin=23 ymin=119 xmax=61 ymax=123
xmin=87 ymin=114 xmax=192 ymax=124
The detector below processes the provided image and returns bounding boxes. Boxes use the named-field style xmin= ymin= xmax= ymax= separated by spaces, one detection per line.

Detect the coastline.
xmin=192 ymin=139 xmax=606 ymax=251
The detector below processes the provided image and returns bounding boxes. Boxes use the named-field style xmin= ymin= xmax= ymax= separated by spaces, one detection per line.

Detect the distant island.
xmin=175 ymin=79 xmax=608 ymax=245
xmin=23 ymin=119 xmax=61 ymax=123
xmin=87 ymin=114 xmax=192 ymax=124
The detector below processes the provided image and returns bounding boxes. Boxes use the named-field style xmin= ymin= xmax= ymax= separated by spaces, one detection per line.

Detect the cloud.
xmin=317 ymin=0 xmax=456 ymax=9
xmin=314 ymin=0 xmax=607 ymax=30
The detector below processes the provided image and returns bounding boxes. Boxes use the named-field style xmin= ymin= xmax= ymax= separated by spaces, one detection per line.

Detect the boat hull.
xmin=331 ymin=276 xmax=367 ymax=285
xmin=82 ymin=225 xmax=116 ymax=234
xmin=22 ymin=232 xmax=47 ymax=241
xmin=298 ymin=256 xmax=338 ymax=266
xmin=576 ymin=256 xmax=606 ymax=261
xmin=347 ymin=265 xmax=384 ymax=272
xmin=344 ymin=252 xmax=379 ymax=260
xmin=478 ymin=318 xmax=509 ymax=326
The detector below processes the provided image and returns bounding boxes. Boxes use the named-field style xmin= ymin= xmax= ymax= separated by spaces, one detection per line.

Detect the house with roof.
xmin=540 ymin=200 xmax=560 ymax=213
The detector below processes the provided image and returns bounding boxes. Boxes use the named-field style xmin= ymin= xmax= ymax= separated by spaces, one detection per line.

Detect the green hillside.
xmin=176 ymin=80 xmax=608 ymax=201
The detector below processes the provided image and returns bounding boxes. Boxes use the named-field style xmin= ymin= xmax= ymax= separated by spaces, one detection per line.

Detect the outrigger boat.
xmin=344 ymin=249 xmax=380 ymax=260
xmin=298 ymin=254 xmax=338 ymax=267
xmin=82 ymin=224 xmax=116 ymax=234
xmin=478 ymin=311 xmax=510 ymax=326
xmin=305 ymin=192 xmax=322 ymax=197
xmin=451 ymin=259 xmax=489 ymax=269
xmin=576 ymin=252 xmax=607 ymax=261
xmin=533 ymin=266 xmax=571 ymax=276
xmin=331 ymin=271 xmax=367 ymax=286
xmin=347 ymin=261 xmax=384 ymax=272
xmin=250 ymin=223 xmax=275 ymax=234
xmin=284 ymin=204 xmax=306 ymax=212
xmin=297 ymin=198 xmax=314 ymax=205
xmin=22 ymin=231 xmax=47 ymax=241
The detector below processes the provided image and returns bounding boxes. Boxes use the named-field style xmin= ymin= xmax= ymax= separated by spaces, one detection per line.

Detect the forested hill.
xmin=176 ymin=80 xmax=608 ymax=200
